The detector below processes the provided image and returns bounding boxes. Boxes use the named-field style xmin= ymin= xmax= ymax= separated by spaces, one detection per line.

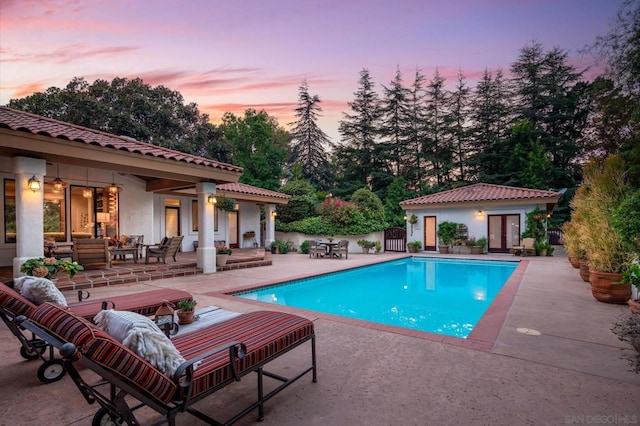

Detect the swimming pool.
xmin=234 ymin=257 xmax=518 ymax=338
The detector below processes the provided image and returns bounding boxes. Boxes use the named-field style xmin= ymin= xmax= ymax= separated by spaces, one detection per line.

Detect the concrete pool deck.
xmin=1 ymin=248 xmax=639 ymax=425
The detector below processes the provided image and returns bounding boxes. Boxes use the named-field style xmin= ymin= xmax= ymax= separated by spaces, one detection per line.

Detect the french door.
xmin=488 ymin=214 xmax=520 ymax=253
xmin=423 ymin=216 xmax=437 ymax=251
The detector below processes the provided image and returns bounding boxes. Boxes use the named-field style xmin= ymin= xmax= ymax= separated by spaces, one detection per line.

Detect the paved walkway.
xmin=1 ymin=249 xmax=638 ymax=425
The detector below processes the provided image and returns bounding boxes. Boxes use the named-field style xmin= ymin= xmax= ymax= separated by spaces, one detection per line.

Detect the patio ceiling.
xmin=0 ymin=107 xmax=243 ymax=192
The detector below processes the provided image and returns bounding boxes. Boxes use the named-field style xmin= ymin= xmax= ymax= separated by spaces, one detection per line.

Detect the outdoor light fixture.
xmin=52 ymin=165 xmax=67 ymax=192
xmin=83 ymin=169 xmax=93 ymax=198
xmin=271 ymin=211 xmax=277 ymax=217
xmin=107 ymin=172 xmax=122 ymax=194
xmin=27 ymin=175 xmax=41 ymax=192
xmin=477 ymin=210 xmax=483 ymax=217
xmin=234 ymin=203 xmax=240 ymax=211
xmin=207 ymin=195 xmax=217 ymax=205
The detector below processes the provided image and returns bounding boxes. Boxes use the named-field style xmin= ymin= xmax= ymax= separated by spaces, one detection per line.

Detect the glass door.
xmin=488 ymin=214 xmax=520 ymax=253
xmin=424 ymin=216 xmax=437 ymax=251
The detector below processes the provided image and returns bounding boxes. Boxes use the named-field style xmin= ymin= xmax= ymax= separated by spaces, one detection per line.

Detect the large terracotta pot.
xmin=470 ymin=246 xmax=484 ymax=255
xmin=568 ymin=257 xmax=580 ymax=269
xmin=579 ymin=260 xmax=590 ymax=282
xmin=439 ymin=246 xmax=450 ymax=254
xmin=589 ymin=271 xmax=631 ymax=304
xmin=216 ymin=254 xmax=229 ymax=267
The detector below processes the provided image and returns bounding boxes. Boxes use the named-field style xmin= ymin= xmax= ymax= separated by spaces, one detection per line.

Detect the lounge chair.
xmin=0 ymin=283 xmax=193 ymax=384
xmin=73 ymin=238 xmax=111 ymax=268
xmin=510 ymin=237 xmax=536 ymax=256
xmin=145 ymin=235 xmax=184 ymax=264
xmin=17 ymin=302 xmax=317 ymax=425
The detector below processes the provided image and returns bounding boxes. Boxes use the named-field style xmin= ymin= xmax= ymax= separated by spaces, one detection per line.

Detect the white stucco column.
xmin=265 ymin=203 xmax=276 ymax=247
xmin=13 ymin=157 xmax=47 ymax=277
xmin=196 ymin=182 xmax=217 ymax=274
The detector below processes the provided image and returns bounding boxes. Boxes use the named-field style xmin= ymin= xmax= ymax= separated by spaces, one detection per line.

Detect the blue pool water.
xmin=234 ymin=258 xmax=517 ymax=338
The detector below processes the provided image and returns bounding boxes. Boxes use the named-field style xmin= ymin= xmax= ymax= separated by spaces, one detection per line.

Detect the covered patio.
xmin=0 ymin=107 xmax=286 ymax=279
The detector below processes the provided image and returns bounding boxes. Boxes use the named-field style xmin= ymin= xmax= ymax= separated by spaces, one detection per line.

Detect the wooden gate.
xmin=384 ymin=227 xmax=406 ymax=252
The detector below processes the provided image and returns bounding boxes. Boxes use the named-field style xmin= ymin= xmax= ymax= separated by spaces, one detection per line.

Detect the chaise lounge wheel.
xmin=20 ymin=340 xmax=46 ymax=360
xmin=37 ymin=359 xmax=66 ymax=384
xmin=92 ymin=407 xmax=123 ymax=426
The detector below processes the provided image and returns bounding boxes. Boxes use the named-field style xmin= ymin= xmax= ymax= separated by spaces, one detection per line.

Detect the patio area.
xmin=1 ymin=248 xmax=638 ymax=425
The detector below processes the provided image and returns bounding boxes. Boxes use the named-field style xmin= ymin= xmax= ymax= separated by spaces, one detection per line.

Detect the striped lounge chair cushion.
xmin=31 ymin=302 xmax=176 ymax=404
xmin=172 ymin=310 xmax=314 ymax=399
xmin=0 ymin=283 xmax=37 ymax=317
xmin=69 ymin=289 xmax=193 ymax=320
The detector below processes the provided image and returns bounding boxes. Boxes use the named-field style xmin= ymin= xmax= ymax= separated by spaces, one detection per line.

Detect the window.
xmin=43 ymin=182 xmax=66 ymax=241
xmin=4 ymin=179 xmax=15 ymax=243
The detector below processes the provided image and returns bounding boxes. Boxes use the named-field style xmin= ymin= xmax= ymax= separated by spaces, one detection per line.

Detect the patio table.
xmin=110 ymin=246 xmax=138 ymax=263
xmin=318 ymin=241 xmax=339 ymax=258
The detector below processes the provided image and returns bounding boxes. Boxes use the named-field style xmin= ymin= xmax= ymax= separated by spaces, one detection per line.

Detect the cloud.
xmin=5 ymin=81 xmax=49 ymax=98
xmin=1 ymin=44 xmax=138 ymax=64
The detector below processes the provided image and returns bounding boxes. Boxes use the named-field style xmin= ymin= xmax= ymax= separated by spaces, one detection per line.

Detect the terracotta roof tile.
xmin=0 ymin=107 xmax=243 ymax=174
xmin=217 ymin=183 xmax=290 ymax=200
xmin=400 ymin=183 xmax=560 ymax=206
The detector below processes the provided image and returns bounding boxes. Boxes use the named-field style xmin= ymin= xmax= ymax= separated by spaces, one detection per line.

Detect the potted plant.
xmin=408 ymin=214 xmax=418 ymax=236
xmin=623 ymin=262 xmax=640 ymax=315
xmin=20 ymin=257 xmax=84 ymax=280
xmin=469 ymin=237 xmax=487 ymax=254
xmin=437 ymin=221 xmax=458 ymax=254
xmin=216 ymin=195 xmax=237 ymax=212
xmin=406 ymin=241 xmax=422 ymax=253
xmin=374 ymin=241 xmax=382 ymax=254
xmin=357 ymin=240 xmax=375 ymax=254
xmin=216 ymin=246 xmax=233 ymax=266
xmin=572 ymin=156 xmax=632 ymax=304
xmin=176 ymin=298 xmax=197 ymax=325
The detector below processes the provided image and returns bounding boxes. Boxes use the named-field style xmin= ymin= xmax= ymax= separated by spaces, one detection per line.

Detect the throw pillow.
xmin=93 ymin=309 xmax=185 ymax=376
xmin=15 ymin=276 xmax=68 ymax=308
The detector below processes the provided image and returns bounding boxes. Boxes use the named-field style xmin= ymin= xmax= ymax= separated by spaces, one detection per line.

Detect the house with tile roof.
xmin=400 ymin=183 xmax=561 ymax=253
xmin=0 ymin=107 xmax=289 ymax=276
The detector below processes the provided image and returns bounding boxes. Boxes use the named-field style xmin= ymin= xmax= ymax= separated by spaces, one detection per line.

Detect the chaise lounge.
xmin=0 ymin=283 xmax=193 ymax=383
xmin=17 ymin=302 xmax=317 ymax=425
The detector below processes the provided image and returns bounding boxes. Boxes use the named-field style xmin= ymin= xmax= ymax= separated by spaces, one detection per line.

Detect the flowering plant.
xmin=20 ymin=257 xmax=84 ymax=279
xmin=216 ymin=246 xmax=233 ymax=255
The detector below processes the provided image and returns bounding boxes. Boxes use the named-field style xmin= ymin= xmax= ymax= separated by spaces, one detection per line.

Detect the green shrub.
xmin=299 ymin=240 xmax=310 ymax=254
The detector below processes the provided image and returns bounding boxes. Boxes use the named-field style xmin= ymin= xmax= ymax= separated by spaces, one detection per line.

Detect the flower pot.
xmin=629 ymin=299 xmax=640 ymax=315
xmin=439 ymin=246 xmax=449 ymax=254
xmin=177 ymin=309 xmax=194 ymax=325
xmin=589 ymin=271 xmax=631 ymax=304
xmin=407 ymin=247 xmax=418 ymax=253
xmin=579 ymin=260 xmax=590 ymax=282
xmin=470 ymin=246 xmax=484 ymax=255
xmin=216 ymin=254 xmax=229 ymax=267
xmin=568 ymin=257 xmax=580 ymax=269
xmin=361 ymin=247 xmax=370 ymax=254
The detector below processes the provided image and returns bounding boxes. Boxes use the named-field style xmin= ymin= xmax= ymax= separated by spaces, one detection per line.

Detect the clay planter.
xmin=216 ymin=254 xmax=229 ymax=267
xmin=439 ymin=246 xmax=450 ymax=254
xmin=589 ymin=271 xmax=631 ymax=304
xmin=177 ymin=309 xmax=195 ymax=325
xmin=568 ymin=257 xmax=580 ymax=269
xmin=629 ymin=299 xmax=640 ymax=315
xmin=579 ymin=260 xmax=590 ymax=282
xmin=407 ymin=247 xmax=418 ymax=253
xmin=470 ymin=246 xmax=484 ymax=255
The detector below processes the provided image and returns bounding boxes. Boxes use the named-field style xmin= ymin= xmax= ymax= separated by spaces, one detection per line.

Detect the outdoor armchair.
xmin=145 ymin=235 xmax=184 ymax=264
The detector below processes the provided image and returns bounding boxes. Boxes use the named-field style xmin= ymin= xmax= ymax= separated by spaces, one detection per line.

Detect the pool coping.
xmin=214 ymin=257 xmax=528 ymax=353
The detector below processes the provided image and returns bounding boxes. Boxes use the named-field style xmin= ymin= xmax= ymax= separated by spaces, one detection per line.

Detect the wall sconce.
xmin=403 ymin=214 xmax=407 ymax=221
xmin=207 ymin=195 xmax=217 ymax=205
xmin=27 ymin=175 xmax=41 ymax=192
xmin=234 ymin=203 xmax=240 ymax=211
xmin=271 ymin=211 xmax=278 ymax=217
xmin=476 ymin=210 xmax=483 ymax=217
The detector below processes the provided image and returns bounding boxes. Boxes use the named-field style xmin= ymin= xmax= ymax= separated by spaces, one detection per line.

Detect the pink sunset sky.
xmin=0 ymin=0 xmax=624 ymax=142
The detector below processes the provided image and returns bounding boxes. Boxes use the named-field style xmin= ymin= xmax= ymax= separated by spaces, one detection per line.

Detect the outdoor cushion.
xmin=93 ymin=309 xmax=185 ymax=376
xmin=31 ymin=302 xmax=99 ymax=349
xmin=0 ymin=283 xmax=36 ymax=317
xmin=173 ymin=310 xmax=315 ymax=399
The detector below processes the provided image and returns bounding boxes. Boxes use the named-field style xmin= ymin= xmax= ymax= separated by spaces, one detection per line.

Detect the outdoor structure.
xmin=0 ymin=107 xmax=289 ymax=276
xmin=400 ymin=183 xmax=561 ymax=253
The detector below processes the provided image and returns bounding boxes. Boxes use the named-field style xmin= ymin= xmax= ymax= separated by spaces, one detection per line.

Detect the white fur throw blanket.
xmin=14 ymin=276 xmax=67 ymax=307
